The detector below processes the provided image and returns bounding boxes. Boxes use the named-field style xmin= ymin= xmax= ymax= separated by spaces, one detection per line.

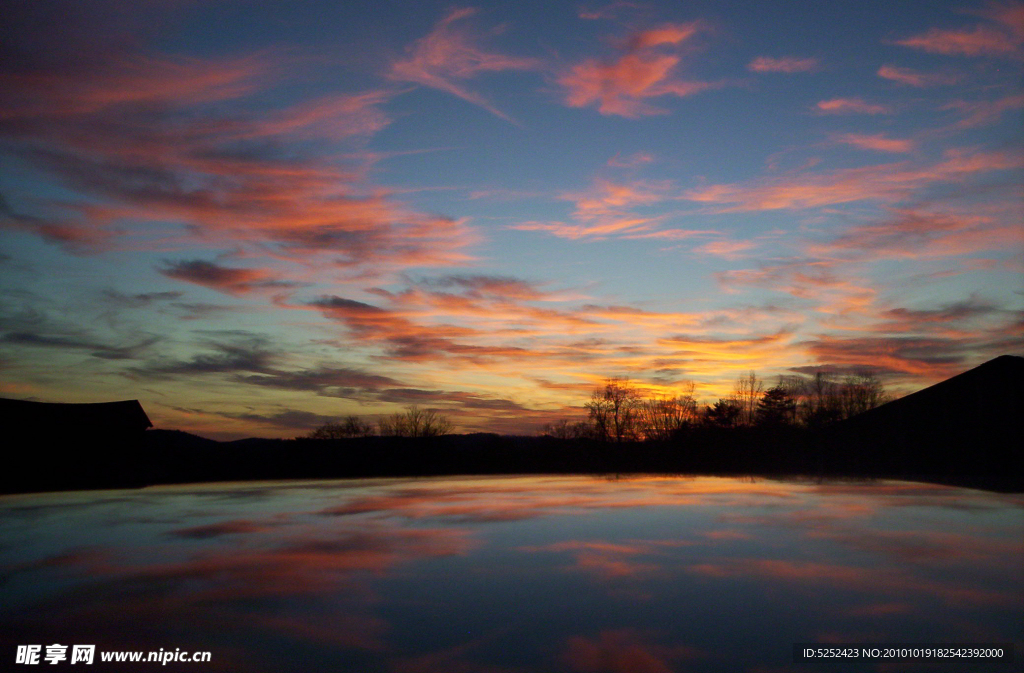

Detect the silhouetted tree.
xmin=307 ymin=415 xmax=374 ymax=439
xmin=638 ymin=381 xmax=698 ymax=441
xmin=378 ymin=406 xmax=453 ymax=437
xmin=586 ymin=378 xmax=641 ymax=442
xmin=794 ymin=370 xmax=891 ymax=426
xmin=798 ymin=371 xmax=842 ymax=427
xmin=755 ymin=386 xmax=797 ymax=426
xmin=705 ymin=399 xmax=742 ymax=428
xmin=733 ymin=371 xmax=764 ymax=425
xmin=542 ymin=418 xmax=594 ymax=440
xmin=839 ymin=372 xmax=888 ymax=419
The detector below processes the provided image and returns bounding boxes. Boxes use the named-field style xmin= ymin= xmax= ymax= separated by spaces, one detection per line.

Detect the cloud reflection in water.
xmin=0 ymin=476 xmax=1020 ymax=672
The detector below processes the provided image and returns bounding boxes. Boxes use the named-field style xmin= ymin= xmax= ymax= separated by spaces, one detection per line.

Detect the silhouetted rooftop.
xmin=830 ymin=355 xmax=1022 ymax=482
xmin=0 ymin=398 xmax=152 ymax=435
xmin=846 ymin=354 xmax=1023 ymax=431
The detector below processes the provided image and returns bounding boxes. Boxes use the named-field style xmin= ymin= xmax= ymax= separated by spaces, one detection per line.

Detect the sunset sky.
xmin=1 ymin=0 xmax=1022 ymax=438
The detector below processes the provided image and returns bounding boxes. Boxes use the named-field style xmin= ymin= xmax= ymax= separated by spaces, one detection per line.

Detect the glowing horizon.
xmin=1 ymin=1 xmax=1021 ymax=439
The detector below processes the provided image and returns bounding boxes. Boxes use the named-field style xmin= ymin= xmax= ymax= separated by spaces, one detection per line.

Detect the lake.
xmin=1 ymin=476 xmax=1021 ymax=672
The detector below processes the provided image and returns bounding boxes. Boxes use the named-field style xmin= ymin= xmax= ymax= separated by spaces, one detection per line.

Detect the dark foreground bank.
xmin=4 ymin=355 xmax=1021 ymax=495
xmin=3 ymin=419 xmax=1020 ymax=495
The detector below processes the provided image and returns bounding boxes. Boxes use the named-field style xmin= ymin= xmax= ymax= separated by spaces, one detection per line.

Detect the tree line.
xmin=544 ymin=370 xmax=892 ymax=442
xmin=302 ymin=371 xmax=890 ymax=442
xmin=305 ymin=406 xmax=453 ymax=439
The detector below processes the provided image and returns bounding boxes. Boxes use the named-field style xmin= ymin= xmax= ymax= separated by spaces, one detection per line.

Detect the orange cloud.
xmin=685 ymin=149 xmax=1021 ymax=212
xmin=876 ymin=64 xmax=959 ymax=87
xmin=896 ymin=26 xmax=1020 ymax=56
xmin=0 ymin=52 xmax=269 ymax=120
xmin=220 ymin=91 xmax=394 ymax=140
xmin=808 ymin=206 xmax=1023 ymax=260
xmin=832 ymin=133 xmax=915 ymax=154
xmin=520 ymin=540 xmax=666 ymax=579
xmin=815 ymin=98 xmax=890 ymax=115
xmin=714 ymin=261 xmax=876 ymax=315
xmin=692 ymin=239 xmax=757 ymax=259
xmin=4 ymin=523 xmax=475 ymax=661
xmin=941 ymin=93 xmax=1024 ymax=129
xmin=0 ymin=48 xmax=478 ymax=276
xmin=388 ymin=7 xmax=538 ymax=121
xmin=800 ymin=335 xmax=997 ymax=379
xmin=319 ymin=480 xmax=720 ymax=523
xmin=894 ymin=2 xmax=1024 ymax=57
xmin=512 ymin=177 xmax=692 ymax=240
xmin=282 ymin=272 xmax=804 ymax=423
xmin=305 ymin=275 xmax=721 ymax=373
xmin=747 ymin=56 xmax=819 ymax=73
xmin=158 ymin=260 xmax=284 ymax=295
xmin=629 ymin=24 xmax=703 ymax=49
xmin=559 ymin=22 xmax=713 ymax=117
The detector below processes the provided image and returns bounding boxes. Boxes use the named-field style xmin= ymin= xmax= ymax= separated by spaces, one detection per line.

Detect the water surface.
xmin=1 ymin=476 xmax=1021 ymax=671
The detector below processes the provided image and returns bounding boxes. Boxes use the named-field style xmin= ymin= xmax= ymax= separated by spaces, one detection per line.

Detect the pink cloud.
xmin=559 ymin=22 xmax=714 ymax=117
xmin=685 ymin=149 xmax=1022 ymax=212
xmin=158 ymin=260 xmax=283 ymax=295
xmin=832 ymin=133 xmax=915 ymax=154
xmin=569 ymin=178 xmax=668 ymax=216
xmin=520 ymin=540 xmax=664 ymax=579
xmin=941 ymin=93 xmax=1024 ymax=129
xmin=621 ymin=227 xmax=718 ymax=241
xmin=747 ymin=56 xmax=819 ymax=73
xmin=815 ymin=98 xmax=890 ymax=115
xmin=807 ymin=206 xmax=1023 ymax=260
xmin=219 ymin=91 xmax=394 ymax=140
xmin=0 ymin=48 xmax=478 ymax=275
xmin=894 ymin=3 xmax=1024 ymax=57
xmin=292 ymin=273 xmax=790 ymax=390
xmin=692 ymin=239 xmax=757 ymax=259
xmin=513 ymin=178 xmax=677 ymax=240
xmin=871 ymin=301 xmax=1009 ymax=340
xmin=714 ymin=261 xmax=876 ymax=315
xmin=0 ymin=53 xmax=268 ymax=120
xmin=388 ymin=7 xmax=538 ymax=121
xmin=629 ymin=23 xmax=703 ymax=49
xmin=876 ymin=65 xmax=959 ymax=87
xmin=16 ymin=217 xmax=119 ymax=254
xmin=800 ymin=335 xmax=990 ymax=379
xmin=896 ymin=26 xmax=1020 ymax=56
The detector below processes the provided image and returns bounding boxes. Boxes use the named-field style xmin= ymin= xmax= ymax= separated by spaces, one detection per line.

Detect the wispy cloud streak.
xmin=747 ymin=56 xmax=819 ymax=73
xmin=893 ymin=3 xmax=1024 ymax=57
xmin=389 ymin=7 xmax=538 ymax=121
xmin=0 ymin=47 xmax=478 ymax=278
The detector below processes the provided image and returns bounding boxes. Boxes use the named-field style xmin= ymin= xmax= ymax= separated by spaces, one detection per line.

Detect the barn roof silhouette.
xmin=0 ymin=398 xmax=152 ymax=436
xmin=831 ymin=355 xmax=1023 ymax=481
xmin=844 ymin=354 xmax=1022 ymax=432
